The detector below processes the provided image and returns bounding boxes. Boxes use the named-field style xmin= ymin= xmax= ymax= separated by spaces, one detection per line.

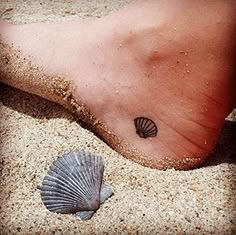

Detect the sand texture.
xmin=0 ymin=1 xmax=236 ymax=234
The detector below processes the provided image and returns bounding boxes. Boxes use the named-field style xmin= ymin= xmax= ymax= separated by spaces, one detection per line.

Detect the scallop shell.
xmin=76 ymin=184 xmax=113 ymax=220
xmin=134 ymin=117 xmax=158 ymax=138
xmin=38 ymin=149 xmax=113 ymax=219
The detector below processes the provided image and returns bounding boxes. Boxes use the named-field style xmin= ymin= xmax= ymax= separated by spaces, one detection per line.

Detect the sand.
xmin=0 ymin=1 xmax=236 ymax=234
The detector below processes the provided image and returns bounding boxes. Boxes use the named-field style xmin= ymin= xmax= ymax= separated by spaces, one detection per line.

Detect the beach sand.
xmin=0 ymin=1 xmax=235 ymax=234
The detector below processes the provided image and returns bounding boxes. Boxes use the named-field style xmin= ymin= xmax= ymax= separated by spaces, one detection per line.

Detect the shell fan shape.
xmin=134 ymin=117 xmax=158 ymax=138
xmin=38 ymin=149 xmax=113 ymax=220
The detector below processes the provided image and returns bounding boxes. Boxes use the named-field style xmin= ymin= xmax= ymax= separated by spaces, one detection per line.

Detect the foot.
xmin=0 ymin=0 xmax=235 ymax=169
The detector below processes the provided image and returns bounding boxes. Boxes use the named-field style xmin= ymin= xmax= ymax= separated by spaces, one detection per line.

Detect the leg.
xmin=0 ymin=0 xmax=235 ymax=169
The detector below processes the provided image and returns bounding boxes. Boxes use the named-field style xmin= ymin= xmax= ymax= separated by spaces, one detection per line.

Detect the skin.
xmin=0 ymin=0 xmax=235 ymax=169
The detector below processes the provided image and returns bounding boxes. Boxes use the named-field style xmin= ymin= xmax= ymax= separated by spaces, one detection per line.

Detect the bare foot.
xmin=0 ymin=0 xmax=235 ymax=169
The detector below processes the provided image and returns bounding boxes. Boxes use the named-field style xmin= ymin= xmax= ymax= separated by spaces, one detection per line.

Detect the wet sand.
xmin=0 ymin=1 xmax=236 ymax=234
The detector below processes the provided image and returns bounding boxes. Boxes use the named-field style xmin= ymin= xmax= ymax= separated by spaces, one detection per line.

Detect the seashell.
xmin=134 ymin=117 xmax=158 ymax=138
xmin=38 ymin=149 xmax=113 ymax=220
xmin=76 ymin=184 xmax=113 ymax=220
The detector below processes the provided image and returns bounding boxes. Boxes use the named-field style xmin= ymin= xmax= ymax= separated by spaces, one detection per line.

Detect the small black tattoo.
xmin=134 ymin=117 xmax=158 ymax=138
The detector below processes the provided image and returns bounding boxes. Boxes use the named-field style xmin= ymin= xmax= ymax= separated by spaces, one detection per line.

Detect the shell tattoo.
xmin=134 ymin=117 xmax=158 ymax=138
xmin=37 ymin=149 xmax=113 ymax=220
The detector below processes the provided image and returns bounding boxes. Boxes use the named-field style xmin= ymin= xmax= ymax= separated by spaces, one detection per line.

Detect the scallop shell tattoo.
xmin=134 ymin=117 xmax=158 ymax=138
xmin=37 ymin=149 xmax=113 ymax=220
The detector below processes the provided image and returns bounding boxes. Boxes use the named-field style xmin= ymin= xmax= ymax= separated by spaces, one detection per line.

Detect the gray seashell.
xmin=76 ymin=210 xmax=95 ymax=221
xmin=100 ymin=184 xmax=114 ymax=204
xmin=76 ymin=183 xmax=113 ymax=220
xmin=38 ymin=149 xmax=113 ymax=219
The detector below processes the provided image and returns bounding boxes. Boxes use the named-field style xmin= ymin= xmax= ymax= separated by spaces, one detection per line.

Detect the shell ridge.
xmin=44 ymin=198 xmax=83 ymax=213
xmin=144 ymin=121 xmax=157 ymax=131
xmin=144 ymin=127 xmax=157 ymax=136
xmin=44 ymin=200 xmax=88 ymax=212
xmin=141 ymin=118 xmax=148 ymax=129
xmin=88 ymin=154 xmax=98 ymax=199
xmin=41 ymin=188 xmax=91 ymax=212
xmin=142 ymin=120 xmax=153 ymax=131
xmin=90 ymin=154 xmax=98 ymax=188
xmin=97 ymin=156 xmax=104 ymax=202
xmin=41 ymin=193 xmax=84 ymax=202
xmin=73 ymin=154 xmax=91 ymax=190
xmin=145 ymin=131 xmax=157 ymax=137
xmin=134 ymin=118 xmax=140 ymax=131
xmin=144 ymin=128 xmax=157 ymax=135
xmin=70 ymin=151 xmax=95 ymax=194
xmin=41 ymin=180 xmax=87 ymax=203
xmin=45 ymin=171 xmax=85 ymax=197
xmin=48 ymin=161 xmax=94 ymax=199
xmin=78 ymin=152 xmax=102 ymax=209
xmin=141 ymin=118 xmax=151 ymax=133
xmin=91 ymin=155 xmax=102 ymax=202
xmin=42 ymin=196 xmax=83 ymax=206
xmin=69 ymin=150 xmax=100 ymax=208
xmin=74 ymin=152 xmax=94 ymax=200
xmin=83 ymin=152 xmax=103 ymax=194
xmin=41 ymin=189 xmax=86 ymax=203
xmin=44 ymin=199 xmax=80 ymax=207
xmin=95 ymin=155 xmax=104 ymax=187
xmin=70 ymin=170 xmax=95 ymax=201
xmin=90 ymin=154 xmax=99 ymax=201
xmin=91 ymin=155 xmax=103 ymax=189
xmin=46 ymin=205 xmax=77 ymax=213
xmin=42 ymin=174 xmax=91 ymax=202
xmin=52 ymin=157 xmax=72 ymax=171
xmin=140 ymin=117 xmax=145 ymax=129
